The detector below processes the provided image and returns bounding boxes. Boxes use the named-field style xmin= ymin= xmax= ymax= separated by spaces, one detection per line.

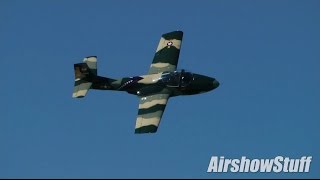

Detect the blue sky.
xmin=1 ymin=0 xmax=319 ymax=178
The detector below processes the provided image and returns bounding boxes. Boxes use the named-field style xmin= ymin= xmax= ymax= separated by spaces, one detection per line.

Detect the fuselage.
xmin=91 ymin=69 xmax=219 ymax=97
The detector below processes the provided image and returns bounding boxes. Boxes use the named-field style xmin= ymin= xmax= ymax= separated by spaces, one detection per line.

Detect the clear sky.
xmin=1 ymin=0 xmax=319 ymax=178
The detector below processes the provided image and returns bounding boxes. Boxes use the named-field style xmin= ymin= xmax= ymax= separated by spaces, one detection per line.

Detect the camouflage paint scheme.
xmin=72 ymin=31 xmax=219 ymax=134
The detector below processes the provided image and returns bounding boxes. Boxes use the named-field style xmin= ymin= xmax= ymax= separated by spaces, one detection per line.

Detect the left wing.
xmin=135 ymin=93 xmax=170 ymax=134
xmin=148 ymin=31 xmax=183 ymax=74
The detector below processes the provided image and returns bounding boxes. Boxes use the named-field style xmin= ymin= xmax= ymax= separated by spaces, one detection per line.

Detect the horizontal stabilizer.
xmin=83 ymin=56 xmax=97 ymax=75
xmin=72 ymin=56 xmax=98 ymax=98
xmin=72 ymin=80 xmax=92 ymax=98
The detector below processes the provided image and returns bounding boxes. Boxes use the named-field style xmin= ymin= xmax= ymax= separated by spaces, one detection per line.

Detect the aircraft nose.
xmin=212 ymin=79 xmax=219 ymax=89
xmin=190 ymin=74 xmax=219 ymax=93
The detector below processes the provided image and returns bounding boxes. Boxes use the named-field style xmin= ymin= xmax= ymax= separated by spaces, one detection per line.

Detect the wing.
xmin=135 ymin=93 xmax=170 ymax=134
xmin=148 ymin=31 xmax=183 ymax=74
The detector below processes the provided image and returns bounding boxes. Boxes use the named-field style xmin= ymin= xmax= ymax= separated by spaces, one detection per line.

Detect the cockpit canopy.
xmin=161 ymin=69 xmax=194 ymax=87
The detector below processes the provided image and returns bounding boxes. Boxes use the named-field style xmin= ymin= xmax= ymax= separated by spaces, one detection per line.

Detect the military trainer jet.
xmin=72 ymin=31 xmax=219 ymax=134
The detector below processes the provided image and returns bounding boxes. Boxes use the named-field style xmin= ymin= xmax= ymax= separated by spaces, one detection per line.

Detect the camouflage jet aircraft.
xmin=72 ymin=31 xmax=219 ymax=134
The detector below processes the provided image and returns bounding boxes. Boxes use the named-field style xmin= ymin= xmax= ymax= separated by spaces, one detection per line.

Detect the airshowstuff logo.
xmin=207 ymin=156 xmax=312 ymax=173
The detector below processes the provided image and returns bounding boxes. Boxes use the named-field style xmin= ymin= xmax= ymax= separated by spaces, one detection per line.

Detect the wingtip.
xmin=86 ymin=55 xmax=97 ymax=58
xmin=135 ymin=125 xmax=158 ymax=134
xmin=162 ymin=30 xmax=183 ymax=40
xmin=170 ymin=30 xmax=183 ymax=34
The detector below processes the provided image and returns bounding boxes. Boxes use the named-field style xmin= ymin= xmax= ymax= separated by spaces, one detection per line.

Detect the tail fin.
xmin=72 ymin=56 xmax=97 ymax=98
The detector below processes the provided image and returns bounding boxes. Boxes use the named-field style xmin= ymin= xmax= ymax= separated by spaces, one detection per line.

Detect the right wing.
xmin=148 ymin=31 xmax=183 ymax=74
xmin=135 ymin=93 xmax=170 ymax=134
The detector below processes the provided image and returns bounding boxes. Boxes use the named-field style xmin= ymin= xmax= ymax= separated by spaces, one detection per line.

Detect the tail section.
xmin=72 ymin=56 xmax=97 ymax=98
xmin=82 ymin=56 xmax=97 ymax=76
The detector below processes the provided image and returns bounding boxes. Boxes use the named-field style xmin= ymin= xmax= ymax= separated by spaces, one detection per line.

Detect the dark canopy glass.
xmin=161 ymin=69 xmax=193 ymax=87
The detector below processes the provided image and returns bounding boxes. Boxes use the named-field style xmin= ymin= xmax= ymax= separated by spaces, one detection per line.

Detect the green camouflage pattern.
xmin=72 ymin=31 xmax=219 ymax=134
xmin=148 ymin=31 xmax=183 ymax=74
xmin=135 ymin=93 xmax=170 ymax=133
